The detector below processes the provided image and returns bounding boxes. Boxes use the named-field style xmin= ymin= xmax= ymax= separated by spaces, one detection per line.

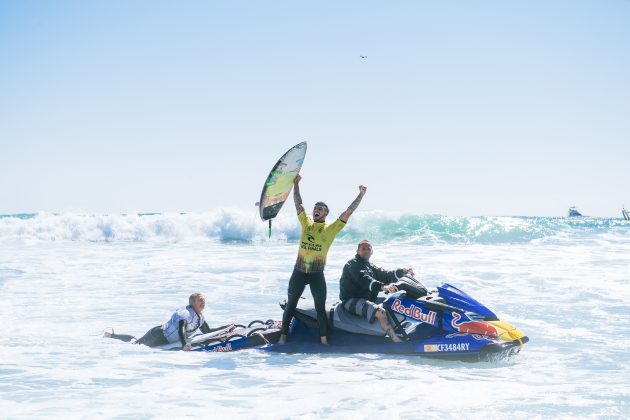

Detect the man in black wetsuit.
xmin=105 ymin=293 xmax=233 ymax=350
xmin=339 ymin=240 xmax=414 ymax=342
xmin=278 ymin=175 xmax=367 ymax=345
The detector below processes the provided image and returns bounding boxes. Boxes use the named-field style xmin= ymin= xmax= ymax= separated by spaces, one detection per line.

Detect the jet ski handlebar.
xmin=391 ymin=275 xmax=428 ymax=300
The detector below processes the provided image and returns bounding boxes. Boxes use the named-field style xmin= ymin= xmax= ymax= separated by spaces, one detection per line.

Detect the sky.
xmin=1 ymin=1 xmax=629 ymax=216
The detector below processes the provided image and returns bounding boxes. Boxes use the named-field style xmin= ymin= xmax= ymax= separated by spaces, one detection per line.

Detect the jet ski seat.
xmin=293 ymin=298 xmax=412 ymax=337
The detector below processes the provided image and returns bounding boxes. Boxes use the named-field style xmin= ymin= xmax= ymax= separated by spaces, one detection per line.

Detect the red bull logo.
xmin=451 ymin=312 xmax=498 ymax=338
xmin=391 ymin=299 xmax=436 ymax=325
xmin=207 ymin=343 xmax=233 ymax=352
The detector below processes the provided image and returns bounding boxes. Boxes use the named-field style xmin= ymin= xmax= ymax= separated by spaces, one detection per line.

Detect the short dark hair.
xmin=314 ymin=201 xmax=329 ymax=212
xmin=357 ymin=240 xmax=372 ymax=249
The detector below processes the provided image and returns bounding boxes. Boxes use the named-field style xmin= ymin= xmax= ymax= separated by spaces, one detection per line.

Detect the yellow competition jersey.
xmin=295 ymin=211 xmax=346 ymax=273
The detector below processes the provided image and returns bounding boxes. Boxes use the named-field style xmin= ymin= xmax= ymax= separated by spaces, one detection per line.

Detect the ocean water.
xmin=1 ymin=211 xmax=629 ymax=418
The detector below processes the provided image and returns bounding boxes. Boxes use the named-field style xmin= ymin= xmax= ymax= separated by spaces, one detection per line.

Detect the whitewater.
xmin=1 ymin=211 xmax=629 ymax=418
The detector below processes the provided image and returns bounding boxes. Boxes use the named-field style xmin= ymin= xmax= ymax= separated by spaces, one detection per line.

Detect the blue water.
xmin=1 ymin=211 xmax=629 ymax=418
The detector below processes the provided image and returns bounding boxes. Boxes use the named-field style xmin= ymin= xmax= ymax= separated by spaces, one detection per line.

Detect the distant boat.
xmin=623 ymin=207 xmax=629 ymax=221
xmin=568 ymin=206 xmax=583 ymax=217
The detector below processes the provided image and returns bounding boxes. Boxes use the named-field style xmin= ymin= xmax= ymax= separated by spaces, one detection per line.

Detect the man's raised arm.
xmin=293 ymin=174 xmax=305 ymax=214
xmin=339 ymin=185 xmax=366 ymax=222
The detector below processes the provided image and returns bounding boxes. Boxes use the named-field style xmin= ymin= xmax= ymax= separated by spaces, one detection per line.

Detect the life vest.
xmin=162 ymin=305 xmax=205 ymax=344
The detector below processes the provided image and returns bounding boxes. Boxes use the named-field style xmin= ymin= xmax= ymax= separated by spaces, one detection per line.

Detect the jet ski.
xmin=105 ymin=320 xmax=282 ymax=352
xmin=270 ymin=277 xmax=528 ymax=361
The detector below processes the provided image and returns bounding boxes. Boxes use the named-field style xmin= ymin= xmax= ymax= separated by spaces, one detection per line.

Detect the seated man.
xmin=104 ymin=292 xmax=233 ymax=350
xmin=339 ymin=240 xmax=413 ymax=342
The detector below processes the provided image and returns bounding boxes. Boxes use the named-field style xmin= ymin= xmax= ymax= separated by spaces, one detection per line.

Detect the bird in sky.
xmin=360 ymin=55 xmax=367 ymax=59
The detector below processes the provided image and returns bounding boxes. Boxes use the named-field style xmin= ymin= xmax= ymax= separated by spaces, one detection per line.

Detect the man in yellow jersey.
xmin=279 ymin=174 xmax=366 ymax=345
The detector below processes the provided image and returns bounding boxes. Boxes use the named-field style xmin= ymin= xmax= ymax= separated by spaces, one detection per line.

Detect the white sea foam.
xmin=0 ymin=210 xmax=301 ymax=243
xmin=0 ymin=213 xmax=629 ymax=417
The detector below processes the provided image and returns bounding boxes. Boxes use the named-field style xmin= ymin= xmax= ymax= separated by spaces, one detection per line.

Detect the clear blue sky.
xmin=1 ymin=1 xmax=629 ymax=216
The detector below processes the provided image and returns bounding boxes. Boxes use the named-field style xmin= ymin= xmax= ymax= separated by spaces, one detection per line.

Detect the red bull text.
xmin=391 ymin=299 xmax=436 ymax=325
xmin=207 ymin=343 xmax=233 ymax=352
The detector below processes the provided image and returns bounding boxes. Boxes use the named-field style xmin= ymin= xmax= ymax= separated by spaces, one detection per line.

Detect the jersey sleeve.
xmin=327 ymin=218 xmax=346 ymax=237
xmin=298 ymin=211 xmax=310 ymax=229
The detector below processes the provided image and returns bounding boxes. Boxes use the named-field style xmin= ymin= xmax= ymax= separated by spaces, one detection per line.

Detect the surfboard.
xmin=258 ymin=142 xmax=307 ymax=235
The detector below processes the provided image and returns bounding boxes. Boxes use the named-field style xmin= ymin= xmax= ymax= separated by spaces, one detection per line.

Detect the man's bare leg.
xmin=375 ymin=309 xmax=402 ymax=343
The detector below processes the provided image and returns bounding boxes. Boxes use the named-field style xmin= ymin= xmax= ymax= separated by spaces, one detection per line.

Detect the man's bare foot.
xmin=277 ymin=334 xmax=287 ymax=345
xmin=320 ymin=336 xmax=329 ymax=345
xmin=103 ymin=328 xmax=113 ymax=338
xmin=386 ymin=328 xmax=402 ymax=343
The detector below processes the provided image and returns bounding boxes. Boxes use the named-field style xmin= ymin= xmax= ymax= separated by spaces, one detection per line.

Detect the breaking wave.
xmin=0 ymin=210 xmax=627 ymax=244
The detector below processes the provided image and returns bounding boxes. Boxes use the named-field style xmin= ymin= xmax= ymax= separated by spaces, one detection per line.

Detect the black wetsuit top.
xmin=339 ymin=254 xmax=403 ymax=302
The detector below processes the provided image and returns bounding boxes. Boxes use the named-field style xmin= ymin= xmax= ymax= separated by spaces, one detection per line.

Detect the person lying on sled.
xmin=104 ymin=292 xmax=234 ymax=350
xmin=339 ymin=240 xmax=413 ymax=342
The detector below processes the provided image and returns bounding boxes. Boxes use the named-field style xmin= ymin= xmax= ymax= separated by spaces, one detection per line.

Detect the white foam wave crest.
xmin=0 ymin=210 xmax=627 ymax=244
xmin=0 ymin=210 xmax=301 ymax=243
